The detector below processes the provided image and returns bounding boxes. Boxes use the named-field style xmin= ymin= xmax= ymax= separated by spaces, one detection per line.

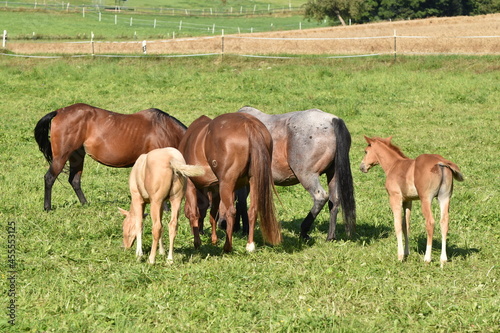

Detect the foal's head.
xmin=360 ymin=136 xmax=401 ymax=173
xmin=119 ymin=208 xmax=136 ymax=248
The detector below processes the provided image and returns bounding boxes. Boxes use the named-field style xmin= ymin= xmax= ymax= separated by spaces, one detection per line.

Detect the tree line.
xmin=303 ymin=0 xmax=500 ymax=25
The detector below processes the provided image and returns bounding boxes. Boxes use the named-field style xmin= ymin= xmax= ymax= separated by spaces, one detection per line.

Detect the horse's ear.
xmin=364 ymin=136 xmax=372 ymax=144
xmin=118 ymin=207 xmax=129 ymax=216
xmin=387 ymin=136 xmax=393 ymax=142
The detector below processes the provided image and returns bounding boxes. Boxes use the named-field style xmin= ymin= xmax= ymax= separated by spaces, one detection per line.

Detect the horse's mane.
xmin=149 ymin=108 xmax=187 ymax=130
xmin=373 ymin=137 xmax=408 ymax=158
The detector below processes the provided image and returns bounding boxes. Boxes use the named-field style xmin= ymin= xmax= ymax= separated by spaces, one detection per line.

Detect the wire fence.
xmin=3 ymin=32 xmax=499 ymax=59
xmin=0 ymin=1 xmax=303 ymax=16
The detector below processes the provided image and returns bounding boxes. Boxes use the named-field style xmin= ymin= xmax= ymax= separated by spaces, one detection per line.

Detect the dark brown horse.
xmin=178 ymin=113 xmax=282 ymax=252
xmin=34 ymin=103 xmax=187 ymax=211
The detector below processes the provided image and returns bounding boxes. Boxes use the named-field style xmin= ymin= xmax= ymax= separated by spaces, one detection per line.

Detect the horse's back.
xmin=205 ymin=113 xmax=267 ymax=181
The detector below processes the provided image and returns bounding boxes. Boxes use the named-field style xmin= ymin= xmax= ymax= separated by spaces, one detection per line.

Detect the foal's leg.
xmin=68 ymin=148 xmax=88 ymax=206
xmin=421 ymin=196 xmax=435 ymax=263
xmin=402 ymin=201 xmax=412 ymax=259
xmin=166 ymin=196 xmax=182 ymax=263
xmin=389 ymin=195 xmax=405 ymax=261
xmin=437 ymin=170 xmax=453 ymax=266
xmin=148 ymin=199 xmax=164 ymax=264
xmin=438 ymin=196 xmax=450 ymax=266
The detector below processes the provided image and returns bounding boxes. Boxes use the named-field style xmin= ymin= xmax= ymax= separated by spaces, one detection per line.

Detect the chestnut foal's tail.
xmin=438 ymin=159 xmax=464 ymax=182
xmin=332 ymin=117 xmax=356 ymax=237
xmin=248 ymin=126 xmax=282 ymax=246
xmin=34 ymin=111 xmax=58 ymax=164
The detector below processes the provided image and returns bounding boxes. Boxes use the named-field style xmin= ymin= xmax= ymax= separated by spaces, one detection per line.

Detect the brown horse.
xmin=34 ymin=103 xmax=187 ymax=211
xmin=178 ymin=113 xmax=282 ymax=252
xmin=360 ymin=136 xmax=464 ymax=266
xmin=119 ymin=148 xmax=204 ymax=264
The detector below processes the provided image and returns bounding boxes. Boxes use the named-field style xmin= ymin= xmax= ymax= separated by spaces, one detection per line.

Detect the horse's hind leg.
xmin=437 ymin=169 xmax=453 ymax=266
xmin=299 ymin=175 xmax=329 ymax=240
xmin=149 ymin=199 xmax=164 ymax=264
xmin=44 ymin=157 xmax=67 ymax=211
xmin=421 ymin=196 xmax=435 ymax=263
xmin=68 ymin=148 xmax=87 ymax=206
xmin=326 ymin=170 xmax=339 ymax=241
xmin=166 ymin=195 xmax=183 ymax=263
xmin=218 ymin=182 xmax=237 ymax=253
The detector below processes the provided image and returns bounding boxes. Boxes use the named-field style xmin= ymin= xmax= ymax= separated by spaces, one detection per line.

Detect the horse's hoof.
xmin=246 ymin=242 xmax=256 ymax=252
xmin=300 ymin=233 xmax=311 ymax=241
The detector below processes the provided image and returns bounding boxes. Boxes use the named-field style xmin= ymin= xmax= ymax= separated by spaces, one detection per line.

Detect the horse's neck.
xmin=375 ymin=144 xmax=409 ymax=174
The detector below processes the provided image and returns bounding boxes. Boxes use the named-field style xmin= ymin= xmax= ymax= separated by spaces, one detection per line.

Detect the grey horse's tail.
xmin=332 ymin=117 xmax=356 ymax=237
xmin=34 ymin=111 xmax=58 ymax=164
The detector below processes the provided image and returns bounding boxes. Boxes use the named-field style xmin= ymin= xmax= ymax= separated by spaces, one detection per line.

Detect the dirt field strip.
xmin=4 ymin=13 xmax=500 ymax=55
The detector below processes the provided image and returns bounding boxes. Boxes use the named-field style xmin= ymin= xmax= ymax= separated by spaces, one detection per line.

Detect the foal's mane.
xmin=373 ymin=137 xmax=408 ymax=158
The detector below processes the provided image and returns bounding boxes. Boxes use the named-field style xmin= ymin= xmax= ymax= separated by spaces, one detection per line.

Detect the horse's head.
xmin=360 ymin=136 xmax=390 ymax=173
xmin=119 ymin=207 xmax=136 ymax=248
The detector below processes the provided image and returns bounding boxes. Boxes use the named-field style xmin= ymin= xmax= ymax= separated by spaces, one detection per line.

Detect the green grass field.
xmin=0 ymin=9 xmax=326 ymax=40
xmin=0 ymin=55 xmax=498 ymax=331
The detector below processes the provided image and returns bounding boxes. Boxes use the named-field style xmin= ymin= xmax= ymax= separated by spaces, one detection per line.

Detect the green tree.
xmin=304 ymin=0 xmax=376 ymax=25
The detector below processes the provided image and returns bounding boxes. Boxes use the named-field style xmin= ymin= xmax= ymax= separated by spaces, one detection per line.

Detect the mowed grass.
xmin=0 ymin=4 xmax=324 ymax=40
xmin=0 ymin=55 xmax=498 ymax=331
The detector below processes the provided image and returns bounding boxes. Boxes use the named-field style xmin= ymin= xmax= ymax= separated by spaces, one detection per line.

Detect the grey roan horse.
xmin=237 ymin=107 xmax=356 ymax=240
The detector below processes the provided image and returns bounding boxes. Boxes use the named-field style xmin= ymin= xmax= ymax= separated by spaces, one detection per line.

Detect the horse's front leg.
xmin=389 ymin=195 xmax=405 ymax=261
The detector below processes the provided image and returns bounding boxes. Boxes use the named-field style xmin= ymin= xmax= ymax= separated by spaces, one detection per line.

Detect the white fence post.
xmin=2 ymin=30 xmax=7 ymax=48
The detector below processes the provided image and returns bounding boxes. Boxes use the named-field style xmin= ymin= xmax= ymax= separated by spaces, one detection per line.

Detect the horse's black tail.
xmin=332 ymin=117 xmax=356 ymax=238
xmin=34 ymin=111 xmax=58 ymax=164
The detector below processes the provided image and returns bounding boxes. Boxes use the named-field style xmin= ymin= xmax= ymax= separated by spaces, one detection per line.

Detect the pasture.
xmin=0 ymin=54 xmax=498 ymax=331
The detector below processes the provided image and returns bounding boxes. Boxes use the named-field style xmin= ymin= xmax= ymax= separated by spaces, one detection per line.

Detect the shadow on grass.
xmin=415 ymin=236 xmax=480 ymax=261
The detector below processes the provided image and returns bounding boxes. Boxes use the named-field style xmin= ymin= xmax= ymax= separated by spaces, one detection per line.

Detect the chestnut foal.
xmin=360 ymin=136 xmax=463 ymax=266
xmin=119 ymin=148 xmax=204 ymax=264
